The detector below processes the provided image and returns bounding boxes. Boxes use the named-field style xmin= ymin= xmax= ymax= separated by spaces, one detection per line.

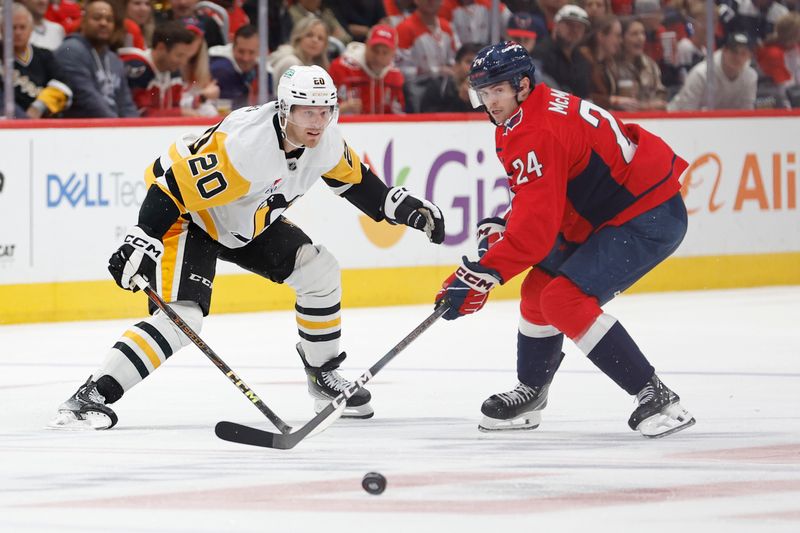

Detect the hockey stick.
xmin=131 ymin=274 xmax=292 ymax=435
xmin=214 ymin=303 xmax=449 ymax=449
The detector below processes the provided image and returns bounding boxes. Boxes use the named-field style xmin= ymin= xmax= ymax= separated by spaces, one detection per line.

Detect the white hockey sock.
xmin=285 ymin=244 xmax=342 ymax=367
xmin=94 ymin=301 xmax=203 ymax=392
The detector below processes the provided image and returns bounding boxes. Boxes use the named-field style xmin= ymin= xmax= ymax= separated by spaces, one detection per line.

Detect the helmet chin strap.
xmin=282 ymin=129 xmax=306 ymax=150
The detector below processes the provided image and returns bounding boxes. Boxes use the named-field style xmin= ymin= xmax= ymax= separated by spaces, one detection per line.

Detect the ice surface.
xmin=1 ymin=287 xmax=799 ymax=532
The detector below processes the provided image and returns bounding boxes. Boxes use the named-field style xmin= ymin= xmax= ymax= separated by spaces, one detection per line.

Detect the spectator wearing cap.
xmin=0 ymin=2 xmax=72 ymax=118
xmin=328 ymin=24 xmax=405 ymax=114
xmin=507 ymin=11 xmax=546 ymax=55
xmin=419 ymin=41 xmax=482 ymax=112
xmin=720 ymin=0 xmax=789 ymax=45
xmin=120 ymin=21 xmax=197 ymax=116
xmin=55 ymin=0 xmax=138 ymax=117
xmin=328 ymin=0 xmax=387 ymax=42
xmin=269 ymin=15 xmax=330 ymax=90
xmin=438 ymin=0 xmax=512 ymax=46
xmin=668 ymin=32 xmax=757 ymax=110
xmin=613 ymin=17 xmax=667 ymax=110
xmin=532 ymin=4 xmax=593 ymax=98
xmin=633 ymin=0 xmax=670 ymax=63
xmin=289 ymin=0 xmax=352 ymax=46
xmin=45 ymin=0 xmax=82 ymax=35
xmin=158 ymin=0 xmax=225 ymax=49
xmin=22 ymin=0 xmax=64 ymax=50
xmin=210 ymin=24 xmax=259 ymax=109
xmin=396 ymin=0 xmax=460 ymax=79
xmin=757 ymin=12 xmax=800 ymax=96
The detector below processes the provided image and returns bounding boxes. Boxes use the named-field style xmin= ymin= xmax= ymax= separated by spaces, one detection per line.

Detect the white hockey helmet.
xmin=277 ymin=65 xmax=338 ymax=130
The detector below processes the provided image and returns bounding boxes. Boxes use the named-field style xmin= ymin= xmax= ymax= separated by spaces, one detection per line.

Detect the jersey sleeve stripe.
xmin=164 ymin=169 xmax=187 ymax=208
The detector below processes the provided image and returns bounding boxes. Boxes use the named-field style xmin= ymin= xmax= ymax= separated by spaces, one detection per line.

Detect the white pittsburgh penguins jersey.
xmin=145 ymin=102 xmax=363 ymax=249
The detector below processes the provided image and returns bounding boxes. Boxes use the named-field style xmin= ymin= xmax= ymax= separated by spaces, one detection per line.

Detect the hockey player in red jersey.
xmin=435 ymin=42 xmax=695 ymax=438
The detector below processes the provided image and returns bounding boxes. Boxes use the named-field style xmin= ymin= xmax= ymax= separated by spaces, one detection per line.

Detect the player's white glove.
xmin=383 ymin=186 xmax=445 ymax=244
xmin=108 ymin=226 xmax=164 ymax=292
xmin=476 ymin=217 xmax=506 ymax=258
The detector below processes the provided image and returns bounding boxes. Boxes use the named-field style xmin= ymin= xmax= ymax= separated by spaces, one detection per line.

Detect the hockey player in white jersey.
xmin=49 ymin=66 xmax=445 ymax=430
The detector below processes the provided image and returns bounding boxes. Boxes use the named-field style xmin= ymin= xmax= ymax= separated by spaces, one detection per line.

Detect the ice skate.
xmin=629 ymin=375 xmax=695 ymax=438
xmin=479 ymin=382 xmax=550 ymax=431
xmin=296 ymin=343 xmax=374 ymax=419
xmin=48 ymin=377 xmax=118 ymax=430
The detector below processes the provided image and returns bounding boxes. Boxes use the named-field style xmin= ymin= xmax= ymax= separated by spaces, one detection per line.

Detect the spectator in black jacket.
xmin=0 ymin=2 xmax=72 ymax=118
xmin=419 ymin=42 xmax=483 ymax=112
xmin=532 ymin=4 xmax=592 ymax=98
xmin=329 ymin=0 xmax=387 ymax=42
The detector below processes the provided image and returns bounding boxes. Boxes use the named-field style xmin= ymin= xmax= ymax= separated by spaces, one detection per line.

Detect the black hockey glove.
xmin=476 ymin=217 xmax=506 ymax=258
xmin=108 ymin=226 xmax=164 ymax=292
xmin=384 ymin=186 xmax=445 ymax=244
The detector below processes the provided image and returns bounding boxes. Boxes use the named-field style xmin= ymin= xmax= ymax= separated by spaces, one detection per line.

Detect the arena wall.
xmin=1 ymin=110 xmax=798 ymax=323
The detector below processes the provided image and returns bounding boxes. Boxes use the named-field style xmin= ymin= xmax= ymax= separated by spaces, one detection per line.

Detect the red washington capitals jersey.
xmin=480 ymin=84 xmax=688 ymax=283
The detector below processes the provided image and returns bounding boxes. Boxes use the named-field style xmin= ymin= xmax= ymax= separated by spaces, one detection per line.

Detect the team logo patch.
xmin=503 ymin=108 xmax=524 ymax=135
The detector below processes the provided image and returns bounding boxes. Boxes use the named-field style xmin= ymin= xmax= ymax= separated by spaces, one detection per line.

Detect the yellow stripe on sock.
xmin=123 ymin=330 xmax=162 ymax=370
xmin=295 ymin=316 xmax=342 ymax=330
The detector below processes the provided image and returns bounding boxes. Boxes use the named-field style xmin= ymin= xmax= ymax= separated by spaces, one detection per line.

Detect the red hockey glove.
xmin=435 ymin=257 xmax=502 ymax=320
xmin=476 ymin=217 xmax=506 ymax=258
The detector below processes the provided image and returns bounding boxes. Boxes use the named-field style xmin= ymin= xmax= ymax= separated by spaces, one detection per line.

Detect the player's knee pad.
xmin=284 ymin=244 xmax=341 ymax=306
xmin=540 ymin=276 xmax=602 ymax=340
xmin=519 ymin=268 xmax=555 ymax=325
xmin=150 ymin=300 xmax=204 ymax=350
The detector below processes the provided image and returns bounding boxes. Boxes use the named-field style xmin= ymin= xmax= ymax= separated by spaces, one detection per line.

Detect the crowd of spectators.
xmin=1 ymin=0 xmax=799 ymax=119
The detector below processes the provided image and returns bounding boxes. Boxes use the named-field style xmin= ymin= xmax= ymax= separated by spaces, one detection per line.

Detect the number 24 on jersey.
xmin=511 ymin=150 xmax=543 ymax=186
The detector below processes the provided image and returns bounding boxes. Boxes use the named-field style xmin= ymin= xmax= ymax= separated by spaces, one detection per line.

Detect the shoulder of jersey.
xmin=217 ymin=103 xmax=284 ymax=180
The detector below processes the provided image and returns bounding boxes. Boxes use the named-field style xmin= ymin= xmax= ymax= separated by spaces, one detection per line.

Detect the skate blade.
xmin=478 ymin=411 xmax=542 ymax=432
xmin=314 ymin=399 xmax=374 ymax=419
xmin=46 ymin=410 xmax=113 ymax=431
xmin=637 ymin=403 xmax=696 ymax=438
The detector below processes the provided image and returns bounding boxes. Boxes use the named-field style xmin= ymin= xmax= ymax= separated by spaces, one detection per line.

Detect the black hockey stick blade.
xmin=214 ymin=304 xmax=448 ymax=449
xmin=215 ymin=401 xmax=346 ymax=450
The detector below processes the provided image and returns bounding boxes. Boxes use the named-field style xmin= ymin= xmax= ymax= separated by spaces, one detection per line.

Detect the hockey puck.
xmin=362 ymin=472 xmax=386 ymax=495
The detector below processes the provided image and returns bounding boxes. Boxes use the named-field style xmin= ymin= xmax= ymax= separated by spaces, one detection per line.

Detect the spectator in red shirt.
xmin=757 ymin=12 xmax=800 ymax=93
xmin=384 ymin=0 xmax=416 ymax=27
xmin=329 ymin=24 xmax=406 ymax=114
xmin=125 ymin=0 xmax=154 ymax=49
xmin=396 ymin=0 xmax=460 ymax=78
xmin=45 ymin=0 xmax=81 ymax=34
xmin=121 ymin=21 xmax=196 ymax=116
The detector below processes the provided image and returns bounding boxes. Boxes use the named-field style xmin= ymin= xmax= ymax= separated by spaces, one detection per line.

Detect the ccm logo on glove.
xmin=124 ymin=235 xmax=163 ymax=258
xmin=456 ymin=265 xmax=498 ymax=291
